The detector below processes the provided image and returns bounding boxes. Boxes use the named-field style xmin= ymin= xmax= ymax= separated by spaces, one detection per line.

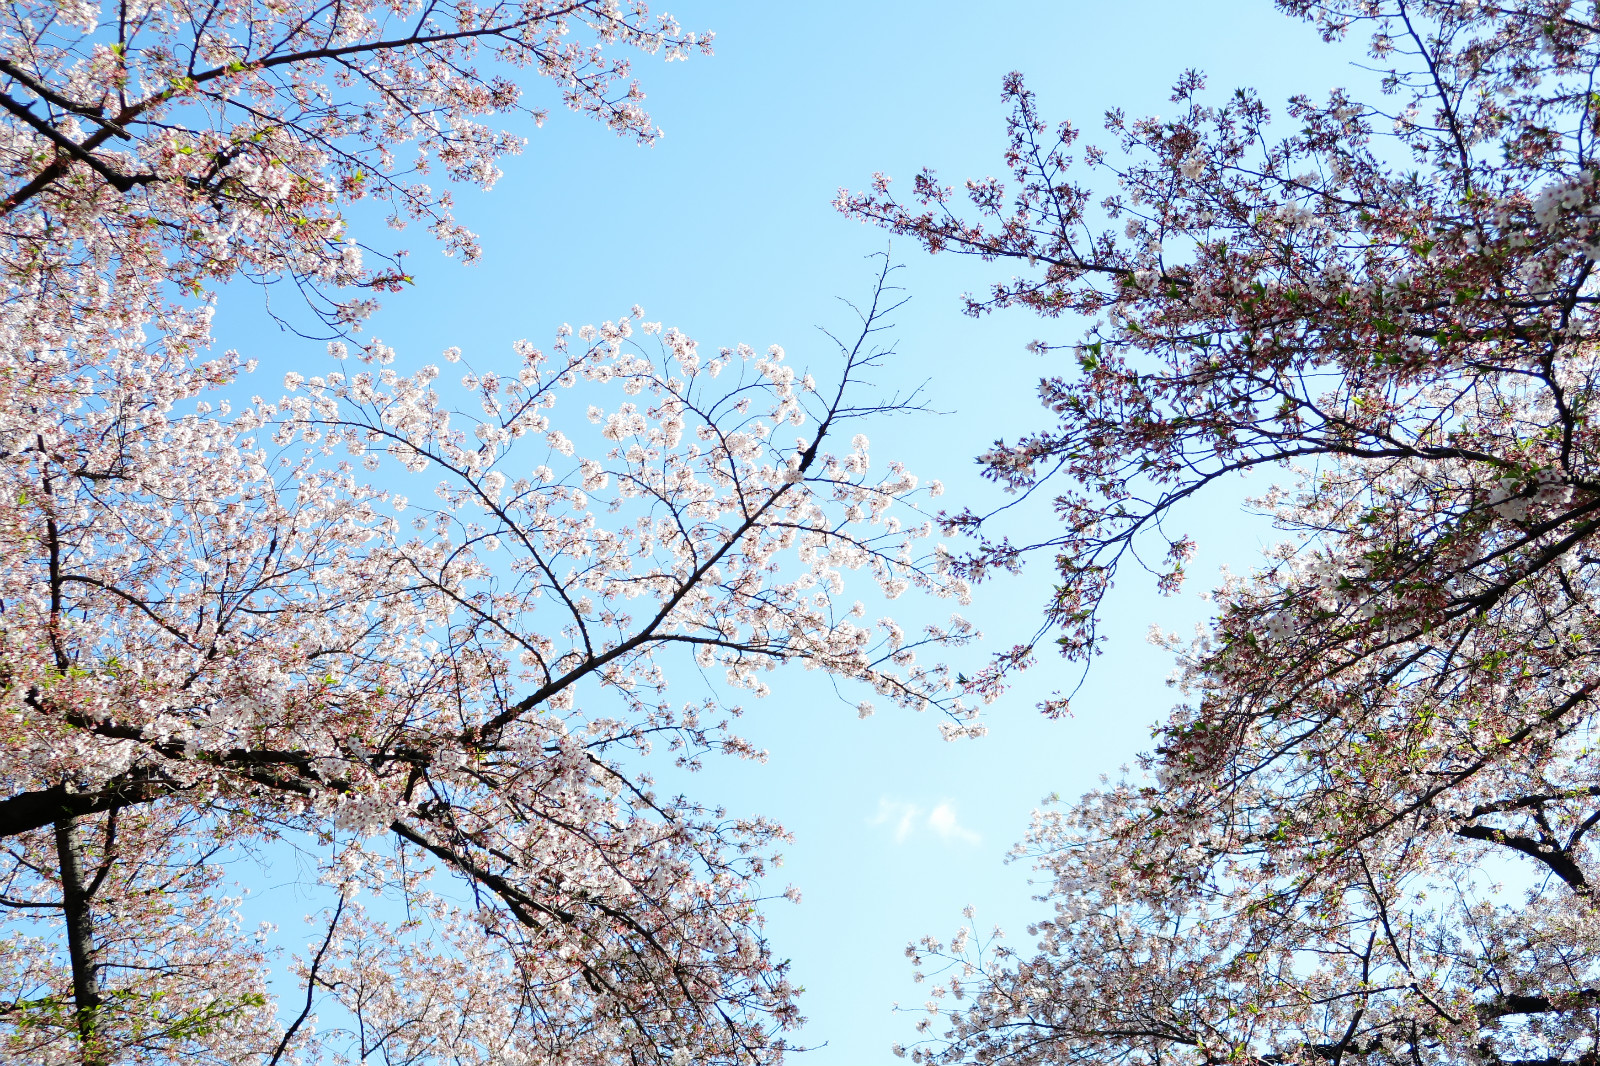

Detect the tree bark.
xmin=54 ymin=815 xmax=106 ymax=1066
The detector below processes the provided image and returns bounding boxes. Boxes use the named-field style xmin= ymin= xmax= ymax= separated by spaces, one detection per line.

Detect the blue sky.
xmin=213 ymin=2 xmax=1382 ymax=1060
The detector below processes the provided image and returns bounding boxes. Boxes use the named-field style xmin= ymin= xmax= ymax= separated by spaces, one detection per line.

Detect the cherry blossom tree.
xmin=0 ymin=2 xmax=983 ymax=1063
xmin=0 ymin=0 xmax=713 ymax=333
xmin=2 ymin=257 xmax=979 ymax=1065
xmin=841 ymin=2 xmax=1600 ymax=1064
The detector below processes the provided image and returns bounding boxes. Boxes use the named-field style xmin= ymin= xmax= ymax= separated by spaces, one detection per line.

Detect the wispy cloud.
xmin=870 ymin=797 xmax=923 ymax=843
xmin=869 ymin=797 xmax=981 ymax=845
xmin=927 ymin=802 xmax=982 ymax=844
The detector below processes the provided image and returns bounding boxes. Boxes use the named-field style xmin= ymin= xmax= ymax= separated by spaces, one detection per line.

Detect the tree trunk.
xmin=54 ymin=815 xmax=106 ymax=1066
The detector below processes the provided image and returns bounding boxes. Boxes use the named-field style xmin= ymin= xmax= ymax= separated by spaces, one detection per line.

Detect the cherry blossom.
xmin=843 ymin=2 xmax=1600 ymax=1065
xmin=0 ymin=0 xmax=712 ymax=335
xmin=1 ymin=257 xmax=977 ymax=1064
xmin=0 ymin=0 xmax=980 ymax=1060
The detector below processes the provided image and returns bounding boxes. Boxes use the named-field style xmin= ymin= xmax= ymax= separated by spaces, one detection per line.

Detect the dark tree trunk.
xmin=54 ymin=815 xmax=106 ymax=1066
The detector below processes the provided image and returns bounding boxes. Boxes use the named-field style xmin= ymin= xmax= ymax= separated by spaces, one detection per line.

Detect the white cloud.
xmin=927 ymin=802 xmax=982 ymax=844
xmin=869 ymin=797 xmax=981 ymax=845
xmin=870 ymin=797 xmax=922 ymax=843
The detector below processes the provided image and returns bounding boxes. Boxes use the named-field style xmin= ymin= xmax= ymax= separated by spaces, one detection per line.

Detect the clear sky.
xmin=213 ymin=2 xmax=1383 ymax=1061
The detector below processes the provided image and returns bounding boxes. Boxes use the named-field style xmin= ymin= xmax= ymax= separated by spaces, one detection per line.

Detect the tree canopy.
xmin=0 ymin=3 xmax=979 ymax=1064
xmin=842 ymin=1 xmax=1600 ymax=1064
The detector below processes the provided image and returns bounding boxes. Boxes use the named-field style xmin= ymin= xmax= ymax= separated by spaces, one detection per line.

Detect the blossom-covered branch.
xmin=0 ymin=257 xmax=979 ymax=1063
xmin=846 ymin=2 xmax=1600 ymax=1065
xmin=0 ymin=0 xmax=711 ymax=335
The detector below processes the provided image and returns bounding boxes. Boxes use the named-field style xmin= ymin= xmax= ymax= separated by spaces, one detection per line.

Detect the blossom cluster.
xmin=844 ymin=2 xmax=1600 ymax=1065
xmin=0 ymin=0 xmax=978 ymax=1059
xmin=0 ymin=279 xmax=976 ymax=1062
